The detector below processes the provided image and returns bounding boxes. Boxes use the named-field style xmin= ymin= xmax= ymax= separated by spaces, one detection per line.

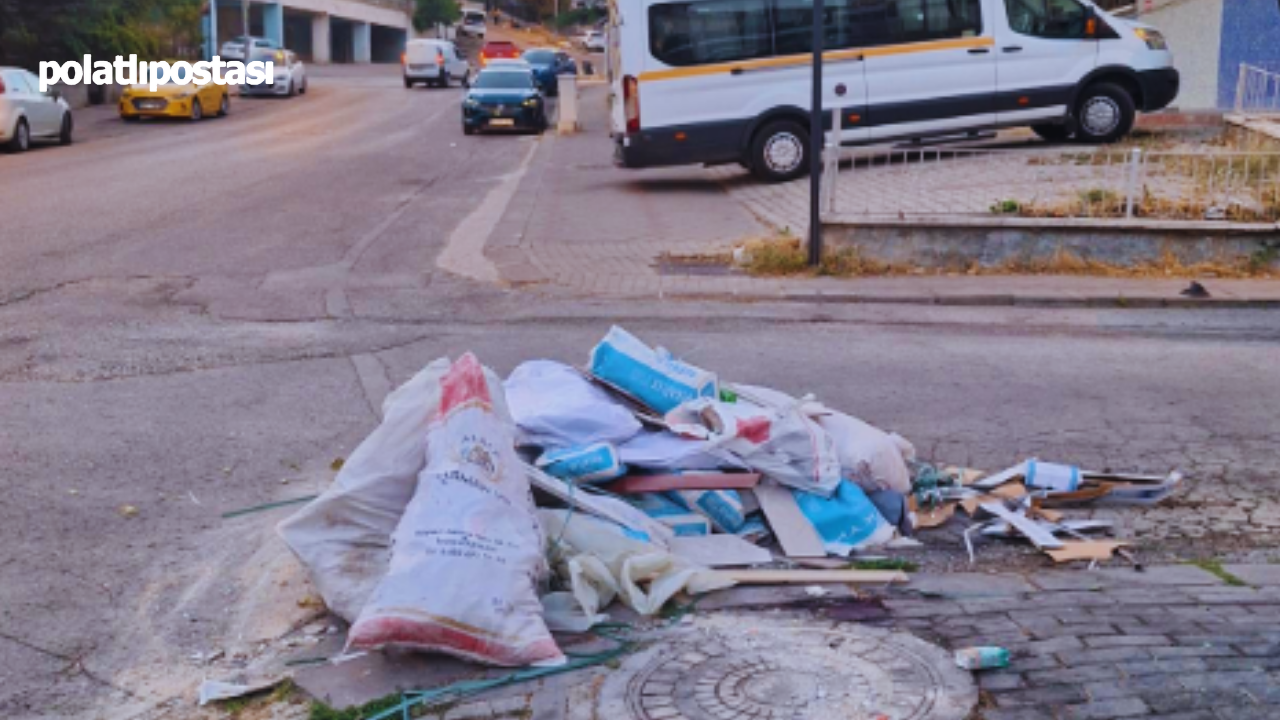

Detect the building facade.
xmin=205 ymin=0 xmax=414 ymax=64
xmin=1136 ymin=0 xmax=1280 ymax=109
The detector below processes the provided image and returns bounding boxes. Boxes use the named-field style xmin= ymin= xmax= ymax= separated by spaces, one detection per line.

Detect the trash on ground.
xmin=954 ymin=646 xmax=1010 ymax=671
xmin=197 ymin=677 xmax=284 ymax=706
xmin=266 ymin=324 xmax=1179 ymax=682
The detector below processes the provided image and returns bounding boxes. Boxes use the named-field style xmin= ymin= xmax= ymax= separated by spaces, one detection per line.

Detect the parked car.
xmin=459 ymin=11 xmax=487 ymax=38
xmin=479 ymin=40 xmax=521 ymax=68
xmin=462 ymin=67 xmax=546 ymax=135
xmin=403 ymin=39 xmax=470 ymax=88
xmin=0 ymin=67 xmax=73 ymax=152
xmin=611 ymin=0 xmax=1179 ymax=182
xmin=120 ymin=76 xmax=230 ymax=121
xmin=240 ymin=49 xmax=308 ymax=96
xmin=521 ymin=48 xmax=577 ymax=96
xmin=582 ymin=30 xmax=605 ymax=52
xmin=220 ymin=35 xmax=278 ymax=61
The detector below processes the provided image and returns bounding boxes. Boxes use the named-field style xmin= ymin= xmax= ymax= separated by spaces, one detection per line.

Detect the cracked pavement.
xmin=2 ymin=65 xmax=1280 ymax=719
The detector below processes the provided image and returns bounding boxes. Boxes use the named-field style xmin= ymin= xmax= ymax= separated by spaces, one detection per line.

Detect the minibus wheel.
xmin=751 ymin=120 xmax=809 ymax=182
xmin=1073 ymin=83 xmax=1134 ymax=144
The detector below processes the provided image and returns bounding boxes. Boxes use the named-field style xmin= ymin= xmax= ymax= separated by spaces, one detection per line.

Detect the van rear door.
xmin=862 ymin=0 xmax=995 ymax=141
xmin=994 ymin=0 xmax=1098 ymax=125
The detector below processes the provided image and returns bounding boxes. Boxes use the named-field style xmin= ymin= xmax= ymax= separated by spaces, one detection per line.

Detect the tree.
xmin=413 ymin=0 xmax=461 ymax=33
xmin=0 ymin=0 xmax=203 ymax=69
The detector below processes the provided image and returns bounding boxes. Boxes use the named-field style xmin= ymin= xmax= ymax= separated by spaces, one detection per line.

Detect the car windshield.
xmin=523 ymin=50 xmax=555 ymax=65
xmin=473 ymin=71 xmax=532 ymax=90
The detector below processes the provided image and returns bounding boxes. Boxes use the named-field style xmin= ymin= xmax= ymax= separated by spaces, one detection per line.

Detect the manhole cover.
xmin=597 ymin=614 xmax=974 ymax=720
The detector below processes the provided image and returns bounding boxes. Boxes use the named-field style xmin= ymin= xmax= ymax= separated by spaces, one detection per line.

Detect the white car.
xmin=459 ymin=11 xmax=487 ymax=38
xmin=583 ymin=30 xmax=606 ymax=52
xmin=1 ymin=67 xmax=73 ymax=153
xmin=220 ymin=35 xmax=278 ymax=62
xmin=241 ymin=49 xmax=308 ymax=96
xmin=403 ymin=39 xmax=471 ymax=88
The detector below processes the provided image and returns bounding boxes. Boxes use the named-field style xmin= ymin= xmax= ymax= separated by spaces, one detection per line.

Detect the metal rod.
xmin=1126 ymin=148 xmax=1142 ymax=219
xmin=807 ymin=0 xmax=826 ymax=266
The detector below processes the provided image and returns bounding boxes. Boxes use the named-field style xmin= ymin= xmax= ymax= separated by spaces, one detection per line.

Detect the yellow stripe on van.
xmin=637 ymin=36 xmax=995 ymax=83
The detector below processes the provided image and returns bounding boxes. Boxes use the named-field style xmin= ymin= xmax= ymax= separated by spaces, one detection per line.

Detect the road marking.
xmin=435 ymin=138 xmax=540 ymax=285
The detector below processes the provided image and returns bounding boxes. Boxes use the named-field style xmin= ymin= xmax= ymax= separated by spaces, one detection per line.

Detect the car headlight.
xmin=522 ymin=97 xmax=540 ymax=107
xmin=1134 ymin=28 xmax=1167 ymax=51
xmin=464 ymin=98 xmax=480 ymax=108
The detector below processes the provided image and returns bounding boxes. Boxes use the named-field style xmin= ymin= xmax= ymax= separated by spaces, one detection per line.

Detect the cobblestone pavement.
xmin=273 ymin=565 xmax=1280 ymax=720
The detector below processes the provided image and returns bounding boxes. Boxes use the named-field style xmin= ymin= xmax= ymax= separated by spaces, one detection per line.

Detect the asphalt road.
xmin=2 ymin=65 xmax=1280 ymax=719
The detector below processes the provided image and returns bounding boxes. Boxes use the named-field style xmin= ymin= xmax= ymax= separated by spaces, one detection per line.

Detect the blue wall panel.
xmin=1218 ymin=0 xmax=1280 ymax=107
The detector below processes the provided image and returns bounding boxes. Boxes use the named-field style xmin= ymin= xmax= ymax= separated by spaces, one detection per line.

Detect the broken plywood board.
xmin=670 ymin=534 xmax=772 ymax=568
xmin=1045 ymin=541 xmax=1130 ymax=563
xmin=979 ymin=502 xmax=1064 ymax=550
xmin=606 ymin=472 xmax=761 ymax=494
xmin=753 ymin=480 xmax=826 ymax=558
xmin=714 ymin=569 xmax=908 ymax=585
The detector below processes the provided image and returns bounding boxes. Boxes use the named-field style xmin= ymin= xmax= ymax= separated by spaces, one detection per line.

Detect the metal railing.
xmin=820 ymin=114 xmax=1280 ymax=223
xmin=1235 ymin=64 xmax=1280 ymax=116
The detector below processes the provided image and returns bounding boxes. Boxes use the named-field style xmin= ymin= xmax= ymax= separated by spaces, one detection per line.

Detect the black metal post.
xmin=808 ymin=0 xmax=825 ymax=267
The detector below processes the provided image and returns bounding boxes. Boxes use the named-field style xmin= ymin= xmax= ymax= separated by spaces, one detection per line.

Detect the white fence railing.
xmin=1235 ymin=64 xmax=1280 ymax=116
xmin=820 ymin=122 xmax=1280 ymax=223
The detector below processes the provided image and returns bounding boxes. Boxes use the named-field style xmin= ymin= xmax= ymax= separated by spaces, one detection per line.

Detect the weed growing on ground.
xmin=1187 ymin=559 xmax=1248 ymax=587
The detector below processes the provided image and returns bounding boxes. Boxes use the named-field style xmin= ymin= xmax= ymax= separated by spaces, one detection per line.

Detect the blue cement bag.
xmin=666 ymin=489 xmax=747 ymax=534
xmin=792 ymin=480 xmax=895 ymax=556
xmin=536 ymin=443 xmax=626 ymax=484
xmin=589 ymin=326 xmax=718 ymax=414
xmin=626 ymin=493 xmax=711 ymax=536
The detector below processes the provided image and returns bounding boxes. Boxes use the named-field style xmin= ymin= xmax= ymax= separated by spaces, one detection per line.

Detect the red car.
xmin=479 ymin=40 xmax=520 ymax=67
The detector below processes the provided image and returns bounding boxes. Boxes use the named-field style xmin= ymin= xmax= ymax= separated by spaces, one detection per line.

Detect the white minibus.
xmin=610 ymin=0 xmax=1178 ymax=181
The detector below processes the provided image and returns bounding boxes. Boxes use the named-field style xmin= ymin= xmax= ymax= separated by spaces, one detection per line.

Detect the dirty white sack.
xmin=814 ymin=410 xmax=915 ymax=495
xmin=277 ymin=358 xmax=453 ymax=622
xmin=347 ymin=353 xmax=563 ymax=667
xmin=505 ymin=359 xmax=642 ymax=448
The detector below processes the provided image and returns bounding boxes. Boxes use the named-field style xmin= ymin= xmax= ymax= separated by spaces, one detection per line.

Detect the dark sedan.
xmin=521 ymin=49 xmax=577 ymax=97
xmin=462 ymin=68 xmax=548 ymax=135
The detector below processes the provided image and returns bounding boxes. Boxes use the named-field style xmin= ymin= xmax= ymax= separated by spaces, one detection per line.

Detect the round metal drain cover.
xmin=598 ymin=614 xmax=975 ymax=720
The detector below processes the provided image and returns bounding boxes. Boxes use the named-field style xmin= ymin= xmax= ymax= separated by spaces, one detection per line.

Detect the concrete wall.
xmin=206 ymin=0 xmax=410 ymax=63
xmin=1139 ymin=0 xmax=1224 ymax=110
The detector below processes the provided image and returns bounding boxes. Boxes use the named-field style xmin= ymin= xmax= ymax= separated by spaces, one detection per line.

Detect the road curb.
xmin=652 ymin=289 xmax=1280 ymax=309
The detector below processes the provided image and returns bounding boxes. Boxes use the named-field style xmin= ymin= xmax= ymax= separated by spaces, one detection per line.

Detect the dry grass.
xmin=734 ymin=237 xmax=1279 ymax=279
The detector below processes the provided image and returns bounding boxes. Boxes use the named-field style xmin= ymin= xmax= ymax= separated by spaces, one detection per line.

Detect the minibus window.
xmin=774 ymin=0 xmax=896 ymax=54
xmin=1005 ymin=0 xmax=1090 ymax=38
xmin=892 ymin=0 xmax=983 ymax=42
xmin=649 ymin=0 xmax=773 ymax=66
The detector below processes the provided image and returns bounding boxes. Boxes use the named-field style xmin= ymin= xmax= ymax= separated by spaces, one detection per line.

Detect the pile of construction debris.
xmin=270 ymin=326 xmax=1178 ymax=672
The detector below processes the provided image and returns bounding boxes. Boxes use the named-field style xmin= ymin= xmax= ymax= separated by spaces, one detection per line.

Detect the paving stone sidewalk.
xmin=487 ymin=87 xmax=1280 ymax=308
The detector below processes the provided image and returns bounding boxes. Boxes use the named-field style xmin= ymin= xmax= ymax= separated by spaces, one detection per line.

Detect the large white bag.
xmin=815 ymin=411 xmax=915 ymax=495
xmin=504 ymin=360 xmax=642 ymax=448
xmin=666 ymin=389 xmax=842 ymax=497
xmin=347 ymin=353 xmax=563 ymax=667
xmin=277 ymin=358 xmax=453 ymax=622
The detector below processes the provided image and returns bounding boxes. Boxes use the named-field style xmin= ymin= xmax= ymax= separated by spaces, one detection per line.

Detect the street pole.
xmin=242 ymin=0 xmax=251 ymax=54
xmin=807 ymin=0 xmax=825 ymax=266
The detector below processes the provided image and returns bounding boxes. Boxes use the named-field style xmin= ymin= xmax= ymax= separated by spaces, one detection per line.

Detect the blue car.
xmin=462 ymin=68 xmax=548 ymax=135
xmin=521 ymin=48 xmax=577 ymax=97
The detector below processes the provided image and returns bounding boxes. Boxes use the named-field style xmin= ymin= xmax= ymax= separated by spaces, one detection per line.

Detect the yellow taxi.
xmin=120 ymin=79 xmax=229 ymax=122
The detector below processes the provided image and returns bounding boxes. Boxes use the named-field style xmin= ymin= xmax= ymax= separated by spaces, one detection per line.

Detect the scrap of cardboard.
xmin=1046 ymin=541 xmax=1129 ymax=563
xmin=915 ymin=502 xmax=957 ymax=529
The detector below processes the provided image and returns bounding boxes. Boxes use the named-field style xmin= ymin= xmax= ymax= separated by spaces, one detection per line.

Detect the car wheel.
xmin=1072 ymin=83 xmax=1135 ymax=144
xmin=750 ymin=119 xmax=809 ymax=183
xmin=440 ymin=73 xmax=450 ymax=89
xmin=58 ymin=113 xmax=74 ymax=145
xmin=190 ymin=97 xmax=204 ymax=121
xmin=5 ymin=119 xmax=29 ymax=152
xmin=123 ymin=115 xmax=141 ymax=123
xmin=218 ymin=93 xmax=230 ymax=117
xmin=463 ymin=125 xmax=476 ymax=136
xmin=288 ymin=80 xmax=297 ymax=97
xmin=404 ymin=77 xmax=414 ymax=89
xmin=1031 ymin=124 xmax=1071 ymax=143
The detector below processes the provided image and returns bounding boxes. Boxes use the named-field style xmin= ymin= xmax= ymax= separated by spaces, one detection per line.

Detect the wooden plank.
xmin=714 ymin=569 xmax=908 ymax=585
xmin=604 ymin=472 xmax=761 ymax=495
xmin=753 ymin=480 xmax=826 ymax=558
xmin=971 ymin=462 xmax=1028 ymax=490
xmin=979 ymin=501 xmax=1064 ymax=550
xmin=670 ymin=535 xmax=772 ymax=568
